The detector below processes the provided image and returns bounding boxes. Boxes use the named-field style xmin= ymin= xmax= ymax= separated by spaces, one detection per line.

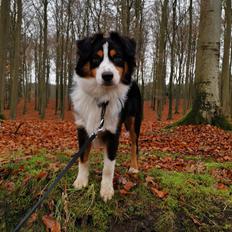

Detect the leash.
xmin=13 ymin=101 xmax=109 ymax=232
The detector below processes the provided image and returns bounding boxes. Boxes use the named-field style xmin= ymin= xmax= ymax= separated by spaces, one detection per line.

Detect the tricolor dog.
xmin=71 ymin=32 xmax=142 ymax=201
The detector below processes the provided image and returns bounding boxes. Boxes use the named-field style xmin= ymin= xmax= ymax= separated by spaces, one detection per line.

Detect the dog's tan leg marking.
xmin=128 ymin=117 xmax=139 ymax=173
xmin=100 ymin=153 xmax=115 ymax=202
xmin=73 ymin=145 xmax=91 ymax=189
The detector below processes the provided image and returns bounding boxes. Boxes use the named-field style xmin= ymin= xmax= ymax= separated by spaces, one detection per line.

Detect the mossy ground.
xmin=0 ymin=148 xmax=231 ymax=231
xmin=167 ymin=107 xmax=232 ymax=131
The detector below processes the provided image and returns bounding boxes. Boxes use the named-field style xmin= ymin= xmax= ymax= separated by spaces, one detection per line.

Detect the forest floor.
xmin=0 ymin=101 xmax=232 ymax=231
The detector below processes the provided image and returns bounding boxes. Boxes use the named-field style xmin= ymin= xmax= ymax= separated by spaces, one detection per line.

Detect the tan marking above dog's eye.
xmin=97 ymin=50 xmax=103 ymax=57
xmin=110 ymin=49 xmax=117 ymax=57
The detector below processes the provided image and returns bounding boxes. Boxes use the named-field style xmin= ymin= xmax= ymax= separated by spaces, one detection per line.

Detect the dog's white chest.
xmin=71 ymin=74 xmax=129 ymax=135
xmin=72 ymin=88 xmax=126 ymax=135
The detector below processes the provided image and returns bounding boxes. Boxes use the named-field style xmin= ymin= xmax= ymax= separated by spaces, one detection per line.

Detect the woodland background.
xmin=0 ymin=1 xmax=232 ymax=231
xmin=0 ymin=0 xmax=231 ymax=124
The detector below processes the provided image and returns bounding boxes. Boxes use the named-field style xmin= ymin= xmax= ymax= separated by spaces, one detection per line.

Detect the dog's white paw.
xmin=100 ymin=182 xmax=114 ymax=202
xmin=128 ymin=167 xmax=139 ymax=174
xmin=73 ymin=176 xmax=88 ymax=190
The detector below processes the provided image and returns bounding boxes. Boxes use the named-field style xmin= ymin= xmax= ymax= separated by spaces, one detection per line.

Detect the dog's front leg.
xmin=100 ymin=131 xmax=119 ymax=202
xmin=73 ymin=127 xmax=91 ymax=189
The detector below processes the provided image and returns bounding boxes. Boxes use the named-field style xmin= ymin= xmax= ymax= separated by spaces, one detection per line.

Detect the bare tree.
xmin=0 ymin=0 xmax=10 ymax=116
xmin=10 ymin=0 xmax=23 ymax=119
xmin=221 ymin=0 xmax=231 ymax=119
xmin=167 ymin=0 xmax=177 ymax=120
xmin=155 ymin=0 xmax=169 ymax=121
xmin=174 ymin=0 xmax=231 ymax=129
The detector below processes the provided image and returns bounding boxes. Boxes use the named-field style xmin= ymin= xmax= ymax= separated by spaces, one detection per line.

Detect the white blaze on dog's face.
xmin=74 ymin=32 xmax=136 ymax=99
xmin=95 ymin=42 xmax=121 ymax=86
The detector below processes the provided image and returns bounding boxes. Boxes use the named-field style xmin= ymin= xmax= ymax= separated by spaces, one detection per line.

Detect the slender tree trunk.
xmin=38 ymin=25 xmax=43 ymax=112
xmin=55 ymin=38 xmax=60 ymax=114
xmin=183 ymin=0 xmax=193 ymax=115
xmin=156 ymin=0 xmax=168 ymax=121
xmin=68 ymin=23 xmax=75 ymax=111
xmin=59 ymin=0 xmax=65 ymax=119
xmin=0 ymin=0 xmax=10 ymax=116
xmin=10 ymin=0 xmax=22 ymax=119
xmin=34 ymin=41 xmax=38 ymax=111
xmin=23 ymin=44 xmax=28 ymax=114
xmin=175 ymin=35 xmax=184 ymax=114
xmin=221 ymin=0 xmax=231 ymax=118
xmin=167 ymin=0 xmax=177 ymax=120
xmin=40 ymin=0 xmax=48 ymax=119
xmin=230 ymin=36 xmax=232 ymax=119
xmin=46 ymin=54 xmax=50 ymax=106
xmin=55 ymin=0 xmax=61 ymax=115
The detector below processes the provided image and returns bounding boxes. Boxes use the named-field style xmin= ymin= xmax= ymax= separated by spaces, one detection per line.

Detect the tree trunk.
xmin=10 ymin=0 xmax=22 ymax=119
xmin=167 ymin=0 xmax=177 ymax=120
xmin=173 ymin=0 xmax=231 ymax=130
xmin=221 ymin=0 xmax=231 ymax=119
xmin=156 ymin=0 xmax=168 ymax=121
xmin=230 ymin=35 xmax=232 ymax=119
xmin=0 ymin=0 xmax=10 ymax=116
xmin=183 ymin=0 xmax=193 ymax=115
xmin=40 ymin=0 xmax=48 ymax=119
xmin=175 ymin=30 xmax=184 ymax=114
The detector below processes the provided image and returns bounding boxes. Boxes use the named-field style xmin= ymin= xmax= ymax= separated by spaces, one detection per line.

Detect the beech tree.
xmin=221 ymin=0 xmax=231 ymax=119
xmin=175 ymin=0 xmax=231 ymax=129
xmin=10 ymin=0 xmax=23 ymax=119
xmin=0 ymin=0 xmax=10 ymax=117
xmin=155 ymin=0 xmax=169 ymax=121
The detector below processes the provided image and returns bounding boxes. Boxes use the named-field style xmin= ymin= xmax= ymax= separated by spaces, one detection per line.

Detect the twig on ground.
xmin=14 ymin=122 xmax=24 ymax=135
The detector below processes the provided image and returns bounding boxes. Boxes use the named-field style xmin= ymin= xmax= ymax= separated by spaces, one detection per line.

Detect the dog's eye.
xmin=112 ymin=55 xmax=123 ymax=64
xmin=92 ymin=56 xmax=102 ymax=66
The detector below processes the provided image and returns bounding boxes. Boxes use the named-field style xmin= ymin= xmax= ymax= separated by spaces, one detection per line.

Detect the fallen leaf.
xmin=119 ymin=189 xmax=129 ymax=195
xmin=22 ymin=175 xmax=31 ymax=186
xmin=189 ymin=214 xmax=202 ymax=226
xmin=118 ymin=176 xmax=128 ymax=185
xmin=216 ymin=183 xmax=228 ymax=190
xmin=145 ymin=176 xmax=159 ymax=188
xmin=37 ymin=171 xmax=48 ymax=180
xmin=42 ymin=215 xmax=61 ymax=232
xmin=151 ymin=187 xmax=168 ymax=199
xmin=4 ymin=181 xmax=15 ymax=192
xmin=123 ymin=181 xmax=135 ymax=191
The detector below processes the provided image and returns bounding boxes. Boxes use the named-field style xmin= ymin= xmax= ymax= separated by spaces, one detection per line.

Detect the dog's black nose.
xmin=102 ymin=72 xmax=113 ymax=83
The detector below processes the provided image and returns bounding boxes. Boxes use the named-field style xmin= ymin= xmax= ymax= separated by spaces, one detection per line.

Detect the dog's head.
xmin=75 ymin=32 xmax=136 ymax=87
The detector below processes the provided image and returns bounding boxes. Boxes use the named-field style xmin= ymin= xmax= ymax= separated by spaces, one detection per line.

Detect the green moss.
xmin=205 ymin=161 xmax=232 ymax=170
xmin=166 ymin=93 xmax=232 ymax=130
xmin=148 ymin=168 xmax=232 ymax=230
xmin=149 ymin=169 xmax=231 ymax=197
xmin=55 ymin=152 xmax=71 ymax=163
xmin=212 ymin=115 xmax=232 ymax=130
xmin=1 ymin=150 xmax=232 ymax=231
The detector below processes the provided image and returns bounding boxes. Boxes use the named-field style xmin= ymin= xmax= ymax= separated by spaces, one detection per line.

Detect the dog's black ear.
xmin=90 ymin=33 xmax=104 ymax=45
xmin=76 ymin=38 xmax=91 ymax=59
xmin=110 ymin=32 xmax=136 ymax=58
xmin=76 ymin=33 xmax=104 ymax=59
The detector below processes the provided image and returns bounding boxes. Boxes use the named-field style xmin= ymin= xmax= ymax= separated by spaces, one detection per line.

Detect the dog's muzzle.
xmin=102 ymin=71 xmax=113 ymax=86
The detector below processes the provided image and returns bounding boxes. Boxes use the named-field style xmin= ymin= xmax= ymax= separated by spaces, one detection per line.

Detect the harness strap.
xmin=13 ymin=103 xmax=108 ymax=232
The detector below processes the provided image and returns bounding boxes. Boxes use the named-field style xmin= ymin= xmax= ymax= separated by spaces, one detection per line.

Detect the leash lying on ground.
xmin=13 ymin=102 xmax=109 ymax=232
